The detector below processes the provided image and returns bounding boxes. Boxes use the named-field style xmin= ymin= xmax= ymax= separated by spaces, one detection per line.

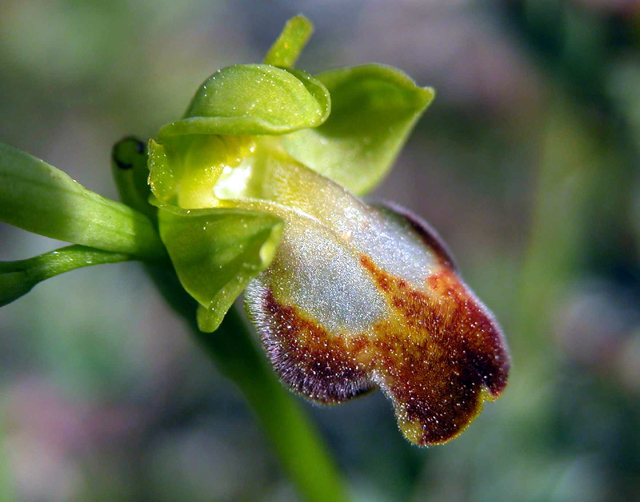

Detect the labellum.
xmin=149 ymin=134 xmax=510 ymax=446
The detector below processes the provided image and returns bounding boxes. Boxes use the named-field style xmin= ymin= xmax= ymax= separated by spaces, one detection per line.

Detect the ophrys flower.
xmin=145 ymin=16 xmax=510 ymax=444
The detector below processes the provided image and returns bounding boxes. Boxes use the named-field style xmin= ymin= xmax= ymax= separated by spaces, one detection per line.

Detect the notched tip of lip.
xmin=389 ymin=331 xmax=510 ymax=448
xmin=395 ymin=378 xmax=509 ymax=447
xmin=354 ymin=255 xmax=510 ymax=447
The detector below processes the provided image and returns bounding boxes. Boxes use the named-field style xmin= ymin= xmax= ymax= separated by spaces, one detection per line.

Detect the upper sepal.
xmin=284 ymin=64 xmax=434 ymax=195
xmin=157 ymin=204 xmax=283 ymax=332
xmin=264 ymin=15 xmax=313 ymax=68
xmin=157 ymin=64 xmax=330 ymax=139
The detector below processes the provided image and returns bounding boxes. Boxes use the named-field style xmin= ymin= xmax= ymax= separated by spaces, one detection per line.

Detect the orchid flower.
xmin=0 ymin=16 xmax=509 ymax=447
xmin=146 ymin=16 xmax=510 ymax=446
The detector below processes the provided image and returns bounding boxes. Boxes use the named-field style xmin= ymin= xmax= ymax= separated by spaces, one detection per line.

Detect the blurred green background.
xmin=1 ymin=0 xmax=640 ymax=500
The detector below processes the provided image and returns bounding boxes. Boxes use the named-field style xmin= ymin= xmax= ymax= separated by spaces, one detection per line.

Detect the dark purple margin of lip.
xmin=373 ymin=200 xmax=458 ymax=271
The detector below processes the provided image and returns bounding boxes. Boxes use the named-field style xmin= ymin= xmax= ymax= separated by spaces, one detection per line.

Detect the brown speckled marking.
xmin=256 ymin=256 xmax=509 ymax=446
xmin=360 ymin=256 xmax=509 ymax=445
xmin=261 ymin=292 xmax=375 ymax=404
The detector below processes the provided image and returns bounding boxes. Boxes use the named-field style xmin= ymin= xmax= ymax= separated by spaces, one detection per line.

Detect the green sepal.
xmin=0 ymin=245 xmax=132 ymax=307
xmin=147 ymin=139 xmax=174 ymax=203
xmin=0 ymin=143 xmax=167 ymax=261
xmin=284 ymin=64 xmax=435 ymax=195
xmin=157 ymin=204 xmax=284 ymax=332
xmin=157 ymin=65 xmax=330 ymax=139
xmin=197 ymin=303 xmax=230 ymax=334
xmin=264 ymin=15 xmax=313 ymax=68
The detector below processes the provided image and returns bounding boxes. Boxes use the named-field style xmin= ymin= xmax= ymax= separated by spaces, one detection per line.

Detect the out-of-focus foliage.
xmin=1 ymin=0 xmax=640 ymax=501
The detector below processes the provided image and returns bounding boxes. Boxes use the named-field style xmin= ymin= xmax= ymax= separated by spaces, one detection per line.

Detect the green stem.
xmin=0 ymin=245 xmax=134 ymax=307
xmin=516 ymin=99 xmax=598 ymax=358
xmin=506 ymin=97 xmax=603 ymax=441
xmin=149 ymin=266 xmax=349 ymax=502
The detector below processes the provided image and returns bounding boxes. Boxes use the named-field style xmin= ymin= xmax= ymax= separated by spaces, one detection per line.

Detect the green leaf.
xmin=157 ymin=64 xmax=330 ymax=139
xmin=264 ymin=15 xmax=314 ymax=68
xmin=1 ymin=245 xmax=132 ymax=307
xmin=158 ymin=205 xmax=283 ymax=332
xmin=284 ymin=64 xmax=435 ymax=195
xmin=0 ymin=143 xmax=167 ymax=261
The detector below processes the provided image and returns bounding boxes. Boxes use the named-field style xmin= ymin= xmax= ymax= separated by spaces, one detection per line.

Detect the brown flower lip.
xmin=247 ymin=206 xmax=510 ymax=446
